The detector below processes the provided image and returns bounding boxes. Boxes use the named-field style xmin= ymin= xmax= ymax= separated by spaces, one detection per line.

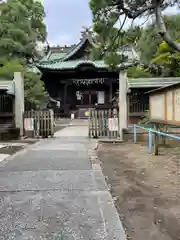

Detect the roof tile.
xmin=128 ymin=77 xmax=180 ymax=88
xmin=37 ymin=60 xmax=108 ymax=70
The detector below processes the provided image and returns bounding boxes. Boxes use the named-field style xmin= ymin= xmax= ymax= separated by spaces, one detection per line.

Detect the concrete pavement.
xmin=0 ymin=126 xmax=126 ymax=240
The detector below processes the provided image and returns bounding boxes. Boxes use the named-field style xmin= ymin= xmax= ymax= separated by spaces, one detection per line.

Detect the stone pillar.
xmin=14 ymin=72 xmax=24 ymax=136
xmin=119 ymin=70 xmax=127 ymax=141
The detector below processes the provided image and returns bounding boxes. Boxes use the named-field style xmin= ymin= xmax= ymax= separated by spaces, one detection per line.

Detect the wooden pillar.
xmin=89 ymin=92 xmax=91 ymax=105
xmin=154 ymin=123 xmax=159 ymax=155
xmin=64 ymin=84 xmax=67 ymax=105
xmin=109 ymin=81 xmax=113 ymax=101
xmin=127 ymin=94 xmax=130 ymax=125
xmin=160 ymin=124 xmax=167 ymax=145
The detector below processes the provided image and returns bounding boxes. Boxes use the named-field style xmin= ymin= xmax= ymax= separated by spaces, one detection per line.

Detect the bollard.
xmin=133 ymin=125 xmax=137 ymax=143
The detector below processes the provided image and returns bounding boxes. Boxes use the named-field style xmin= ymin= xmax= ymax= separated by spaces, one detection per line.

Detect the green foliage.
xmin=0 ymin=0 xmax=47 ymax=109
xmin=137 ymin=15 xmax=180 ymax=64
xmin=0 ymin=60 xmax=23 ymax=78
xmin=123 ymin=27 xmax=142 ymax=45
xmin=90 ymin=0 xmax=180 ymax=50
xmin=138 ymin=110 xmax=151 ymax=124
xmin=90 ymin=0 xmax=180 ymax=71
xmin=90 ymin=26 xmax=141 ymax=69
xmin=24 ymin=71 xmax=48 ymax=110
xmin=0 ymin=60 xmax=47 ymax=109
xmin=91 ymin=6 xmax=180 ymax=77
xmin=90 ymin=0 xmax=143 ymax=67
xmin=0 ymin=0 xmax=46 ymax=62
xmin=137 ymin=25 xmax=161 ymax=64
xmin=151 ymin=40 xmax=180 ymax=77
xmin=127 ymin=66 xmax=153 ymax=78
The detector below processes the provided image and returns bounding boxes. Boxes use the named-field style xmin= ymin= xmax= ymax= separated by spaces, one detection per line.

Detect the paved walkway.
xmin=0 ymin=126 xmax=126 ymax=240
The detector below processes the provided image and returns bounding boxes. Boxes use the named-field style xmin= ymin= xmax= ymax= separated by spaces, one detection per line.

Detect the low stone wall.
xmin=0 ymin=128 xmax=20 ymax=141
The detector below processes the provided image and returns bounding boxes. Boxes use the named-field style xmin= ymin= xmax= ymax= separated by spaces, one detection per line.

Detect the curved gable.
xmin=62 ymin=33 xmax=96 ymax=61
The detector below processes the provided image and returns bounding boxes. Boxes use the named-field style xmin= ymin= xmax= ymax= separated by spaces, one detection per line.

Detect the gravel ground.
xmin=0 ymin=145 xmax=24 ymax=155
xmin=98 ymin=142 xmax=180 ymax=240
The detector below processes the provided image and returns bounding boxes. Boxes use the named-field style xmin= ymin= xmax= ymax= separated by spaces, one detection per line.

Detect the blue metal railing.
xmin=133 ymin=124 xmax=180 ymax=153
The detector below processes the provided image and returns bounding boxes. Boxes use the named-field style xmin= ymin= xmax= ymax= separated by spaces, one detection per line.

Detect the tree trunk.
xmin=155 ymin=5 xmax=180 ymax=52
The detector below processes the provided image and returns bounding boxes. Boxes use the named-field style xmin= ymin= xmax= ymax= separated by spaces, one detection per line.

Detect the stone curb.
xmin=88 ymin=140 xmax=127 ymax=240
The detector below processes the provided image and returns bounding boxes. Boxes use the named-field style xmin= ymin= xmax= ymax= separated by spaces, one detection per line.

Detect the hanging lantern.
xmin=76 ymin=91 xmax=82 ymax=100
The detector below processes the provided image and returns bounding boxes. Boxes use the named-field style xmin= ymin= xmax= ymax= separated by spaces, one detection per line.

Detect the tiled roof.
xmin=61 ymin=32 xmax=96 ymax=61
xmin=40 ymin=52 xmax=67 ymax=62
xmin=27 ymin=65 xmax=41 ymax=74
xmin=148 ymin=81 xmax=180 ymax=94
xmin=37 ymin=60 xmax=108 ymax=70
xmin=49 ymin=52 xmax=67 ymax=60
xmin=39 ymin=33 xmax=139 ymax=64
xmin=0 ymin=80 xmax=15 ymax=94
xmin=36 ymin=59 xmax=135 ymax=70
xmin=127 ymin=77 xmax=180 ymax=88
xmin=62 ymin=38 xmax=94 ymax=61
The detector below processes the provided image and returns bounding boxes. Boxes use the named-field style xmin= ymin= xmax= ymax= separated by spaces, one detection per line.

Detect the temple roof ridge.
xmin=62 ymin=30 xmax=96 ymax=61
xmin=39 ymin=29 xmax=95 ymax=63
xmin=36 ymin=58 xmax=136 ymax=71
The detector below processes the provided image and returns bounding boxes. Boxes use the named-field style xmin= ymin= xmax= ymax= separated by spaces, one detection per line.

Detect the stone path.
xmin=0 ymin=126 xmax=126 ymax=240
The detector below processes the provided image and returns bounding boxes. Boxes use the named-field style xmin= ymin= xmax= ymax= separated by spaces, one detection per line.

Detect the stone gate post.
xmin=119 ymin=70 xmax=128 ymax=140
xmin=14 ymin=72 xmax=24 ymax=137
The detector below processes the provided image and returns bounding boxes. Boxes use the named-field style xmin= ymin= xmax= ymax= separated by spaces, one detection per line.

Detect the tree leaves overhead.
xmin=151 ymin=40 xmax=180 ymax=77
xmin=127 ymin=66 xmax=153 ymax=78
xmin=90 ymin=0 xmax=180 ymax=52
xmin=0 ymin=0 xmax=47 ymax=61
xmin=0 ymin=0 xmax=48 ymax=109
xmin=90 ymin=0 xmax=180 ymax=77
xmin=24 ymin=71 xmax=48 ymax=110
xmin=137 ymin=14 xmax=180 ymax=64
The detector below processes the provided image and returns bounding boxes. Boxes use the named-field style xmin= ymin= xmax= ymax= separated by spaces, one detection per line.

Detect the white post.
xmin=14 ymin=72 xmax=24 ymax=137
xmin=119 ymin=70 xmax=127 ymax=141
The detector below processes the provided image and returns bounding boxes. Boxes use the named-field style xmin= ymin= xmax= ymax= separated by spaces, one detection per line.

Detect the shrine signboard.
xmin=24 ymin=118 xmax=34 ymax=131
xmin=72 ymin=78 xmax=105 ymax=86
xmin=149 ymin=82 xmax=180 ymax=125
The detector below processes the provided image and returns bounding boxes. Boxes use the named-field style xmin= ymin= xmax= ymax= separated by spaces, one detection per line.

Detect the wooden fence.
xmin=23 ymin=109 xmax=54 ymax=138
xmin=0 ymin=94 xmax=15 ymax=139
xmin=88 ymin=108 xmax=119 ymax=139
xmin=129 ymin=102 xmax=149 ymax=115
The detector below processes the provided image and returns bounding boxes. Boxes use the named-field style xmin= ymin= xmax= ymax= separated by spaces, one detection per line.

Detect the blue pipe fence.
xmin=133 ymin=124 xmax=180 ymax=153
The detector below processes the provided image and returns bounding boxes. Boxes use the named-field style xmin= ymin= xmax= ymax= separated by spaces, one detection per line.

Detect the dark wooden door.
xmin=82 ymin=90 xmax=97 ymax=105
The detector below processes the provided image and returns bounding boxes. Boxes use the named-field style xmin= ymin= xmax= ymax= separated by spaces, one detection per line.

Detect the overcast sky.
xmin=43 ymin=0 xmax=178 ymax=47
xmin=44 ymin=0 xmax=92 ymax=46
